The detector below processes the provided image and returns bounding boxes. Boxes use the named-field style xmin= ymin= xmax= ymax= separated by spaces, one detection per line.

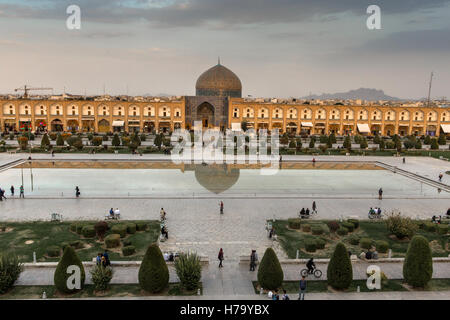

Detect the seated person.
xmin=447 ymin=208 xmax=450 ymax=216
xmin=369 ymin=207 xmax=375 ymax=215
xmin=163 ymin=253 xmax=169 ymax=261
xmin=300 ymin=208 xmax=306 ymax=216
xmin=432 ymin=215 xmax=436 ymax=223
xmin=169 ymin=253 xmax=174 ymax=262
xmin=365 ymin=251 xmax=373 ymax=260
xmin=109 ymin=208 xmax=114 ymax=218
xmin=305 ymin=208 xmax=310 ymax=216
xmin=306 ymin=258 xmax=315 ymax=273
xmin=377 ymin=208 xmax=382 ymax=215
xmin=372 ymin=250 xmax=378 ymax=260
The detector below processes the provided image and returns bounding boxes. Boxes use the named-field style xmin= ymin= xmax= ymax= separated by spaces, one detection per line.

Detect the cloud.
xmin=1 ymin=0 xmax=450 ymax=28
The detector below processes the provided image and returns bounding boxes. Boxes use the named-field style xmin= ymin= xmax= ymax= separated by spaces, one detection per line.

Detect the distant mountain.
xmin=303 ymin=88 xmax=400 ymax=101
xmin=143 ymin=93 xmax=174 ymax=97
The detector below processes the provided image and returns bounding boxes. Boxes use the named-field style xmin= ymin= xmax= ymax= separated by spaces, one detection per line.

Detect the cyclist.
xmin=306 ymin=257 xmax=315 ymax=274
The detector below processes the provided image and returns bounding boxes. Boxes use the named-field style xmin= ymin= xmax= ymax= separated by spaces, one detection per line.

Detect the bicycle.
xmin=300 ymin=267 xmax=322 ymax=278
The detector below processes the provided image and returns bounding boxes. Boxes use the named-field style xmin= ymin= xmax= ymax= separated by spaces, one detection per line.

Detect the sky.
xmin=0 ymin=0 xmax=449 ymax=99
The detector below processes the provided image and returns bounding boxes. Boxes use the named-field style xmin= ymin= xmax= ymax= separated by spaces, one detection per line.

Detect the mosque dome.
xmin=196 ymin=61 xmax=242 ymax=98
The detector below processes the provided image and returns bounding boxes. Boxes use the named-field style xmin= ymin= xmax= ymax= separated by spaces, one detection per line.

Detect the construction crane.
xmin=14 ymin=85 xmax=53 ymax=99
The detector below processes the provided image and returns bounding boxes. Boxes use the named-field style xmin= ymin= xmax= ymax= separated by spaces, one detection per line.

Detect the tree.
xmin=343 ymin=136 xmax=351 ymax=151
xmin=329 ymin=133 xmax=337 ymax=144
xmin=54 ymin=246 xmax=85 ymax=294
xmin=395 ymin=139 xmax=402 ymax=152
xmin=438 ymin=134 xmax=446 ymax=145
xmin=359 ymin=137 xmax=368 ymax=149
xmin=327 ymin=242 xmax=352 ymax=290
xmin=430 ymin=138 xmax=439 ymax=150
xmin=41 ymin=133 xmax=50 ymax=149
xmin=138 ymin=244 xmax=169 ymax=293
xmin=18 ymin=136 xmax=28 ymax=150
xmin=403 ymin=235 xmax=433 ymax=288
xmin=112 ymin=133 xmax=120 ymax=147
xmin=56 ymin=134 xmax=64 ymax=146
xmin=414 ymin=140 xmax=422 ymax=149
xmin=241 ymin=121 xmax=248 ymax=132
xmin=309 ymin=136 xmax=316 ymax=149
xmin=379 ymin=138 xmax=385 ymax=150
xmin=257 ymin=248 xmax=284 ymax=290
xmin=0 ymin=252 xmax=23 ymax=294
xmin=373 ymin=134 xmax=381 ymax=145
xmin=424 ymin=135 xmax=431 ymax=145
xmin=174 ymin=252 xmax=202 ymax=291
xmin=154 ymin=133 xmax=163 ymax=149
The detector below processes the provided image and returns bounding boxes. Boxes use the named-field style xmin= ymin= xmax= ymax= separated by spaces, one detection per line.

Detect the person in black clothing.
xmin=300 ymin=208 xmax=305 ymax=216
xmin=306 ymin=258 xmax=315 ymax=274
xmin=103 ymin=250 xmax=110 ymax=266
xmin=75 ymin=186 xmax=80 ymax=197
xmin=250 ymin=250 xmax=257 ymax=271
xmin=378 ymin=188 xmax=383 ymax=200
xmin=10 ymin=186 xmax=14 ymax=196
xmin=305 ymin=208 xmax=310 ymax=216
xmin=447 ymin=208 xmax=450 ymax=216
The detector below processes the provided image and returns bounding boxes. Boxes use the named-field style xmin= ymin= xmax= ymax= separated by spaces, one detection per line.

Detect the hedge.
xmin=105 ymin=234 xmax=121 ymax=248
xmin=123 ymin=239 xmax=132 ymax=247
xmin=81 ymin=225 xmax=96 ymax=238
xmin=327 ymin=221 xmax=340 ymax=233
xmin=126 ymin=223 xmax=137 ymax=234
xmin=257 ymin=248 xmax=284 ymax=290
xmin=122 ymin=246 xmax=136 ymax=256
xmin=136 ymin=222 xmax=148 ymax=231
xmin=336 ymin=227 xmax=348 ymax=236
xmin=311 ymin=226 xmax=324 ymax=235
xmin=375 ymin=240 xmax=389 ymax=253
xmin=288 ymin=218 xmax=301 ymax=229
xmin=54 ymin=246 xmax=85 ymax=294
xmin=47 ymin=246 xmax=60 ymax=257
xmin=347 ymin=219 xmax=359 ymax=229
xmin=69 ymin=240 xmax=83 ymax=249
xmin=111 ymin=224 xmax=127 ymax=238
xmin=424 ymin=222 xmax=437 ymax=233
xmin=138 ymin=244 xmax=169 ymax=293
xmin=359 ymin=238 xmax=373 ymax=250
xmin=301 ymin=224 xmax=311 ymax=232
xmin=341 ymin=222 xmax=354 ymax=232
xmin=403 ymin=235 xmax=433 ymax=287
xmin=75 ymin=223 xmax=85 ymax=235
xmin=437 ymin=224 xmax=448 ymax=235
xmin=316 ymin=238 xmax=326 ymax=250
xmin=305 ymin=240 xmax=317 ymax=252
xmin=69 ymin=223 xmax=77 ymax=232
xmin=348 ymin=235 xmax=360 ymax=245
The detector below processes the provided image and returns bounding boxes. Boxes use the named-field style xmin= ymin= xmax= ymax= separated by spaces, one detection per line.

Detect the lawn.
xmin=0 ymin=283 xmax=201 ymax=299
xmin=253 ymin=279 xmax=450 ymax=294
xmin=273 ymin=219 xmax=450 ymax=259
xmin=0 ymin=220 xmax=160 ymax=262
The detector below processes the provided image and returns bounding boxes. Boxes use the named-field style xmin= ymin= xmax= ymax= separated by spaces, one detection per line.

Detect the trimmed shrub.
xmin=336 ymin=227 xmax=348 ymax=236
xmin=69 ymin=223 xmax=77 ymax=232
xmin=348 ymin=235 xmax=361 ymax=245
xmin=327 ymin=242 xmax=352 ymax=290
xmin=69 ymin=240 xmax=83 ymax=249
xmin=327 ymin=221 xmax=340 ymax=233
xmin=301 ymin=224 xmax=311 ymax=232
xmin=75 ymin=223 xmax=85 ymax=235
xmin=341 ymin=222 xmax=354 ymax=232
xmin=311 ymin=226 xmax=324 ymax=235
xmin=54 ymin=246 xmax=85 ymax=294
xmin=360 ymin=238 xmax=373 ymax=250
xmin=126 ymin=223 xmax=137 ymax=234
xmin=47 ymin=246 xmax=61 ymax=257
xmin=60 ymin=242 xmax=70 ymax=251
xmin=81 ymin=225 xmax=96 ymax=238
xmin=111 ymin=224 xmax=127 ymax=238
xmin=90 ymin=265 xmax=113 ymax=292
xmin=437 ymin=224 xmax=448 ymax=235
xmin=403 ymin=235 xmax=433 ymax=288
xmin=0 ymin=252 xmax=23 ymax=294
xmin=94 ymin=221 xmax=108 ymax=240
xmin=122 ymin=246 xmax=136 ymax=256
xmin=347 ymin=219 xmax=359 ymax=229
xmin=257 ymin=248 xmax=284 ymax=290
xmin=316 ymin=238 xmax=326 ymax=250
xmin=105 ymin=234 xmax=121 ymax=248
xmin=174 ymin=252 xmax=202 ymax=291
xmin=136 ymin=222 xmax=148 ymax=231
xmin=304 ymin=240 xmax=317 ymax=252
xmin=123 ymin=239 xmax=132 ymax=247
xmin=385 ymin=212 xmax=418 ymax=239
xmin=424 ymin=222 xmax=437 ymax=233
xmin=288 ymin=218 xmax=301 ymax=229
xmin=375 ymin=240 xmax=389 ymax=253
xmin=138 ymin=244 xmax=169 ymax=293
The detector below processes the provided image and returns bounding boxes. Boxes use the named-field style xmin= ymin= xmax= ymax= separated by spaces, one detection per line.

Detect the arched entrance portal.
xmin=196 ymin=102 xmax=215 ymax=128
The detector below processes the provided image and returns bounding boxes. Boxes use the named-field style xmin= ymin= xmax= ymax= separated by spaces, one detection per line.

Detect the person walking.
xmin=378 ymin=188 xmax=383 ymax=200
xmin=75 ymin=186 xmax=80 ymax=198
xmin=0 ymin=189 xmax=4 ymax=201
xmin=218 ymin=248 xmax=224 ymax=268
xmin=160 ymin=208 xmax=166 ymax=220
xmin=298 ymin=276 xmax=307 ymax=300
xmin=10 ymin=185 xmax=14 ymax=197
xmin=250 ymin=250 xmax=257 ymax=271
xmin=219 ymin=201 xmax=224 ymax=214
xmin=312 ymin=201 xmax=317 ymax=214
xmin=282 ymin=290 xmax=290 ymax=300
xmin=402 ymin=157 xmax=405 ymax=164
xmin=19 ymin=185 xmax=24 ymax=198
xmin=439 ymin=173 xmax=443 ymax=182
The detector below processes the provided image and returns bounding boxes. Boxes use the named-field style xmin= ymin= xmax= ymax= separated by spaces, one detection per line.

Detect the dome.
xmin=196 ymin=62 xmax=242 ymax=98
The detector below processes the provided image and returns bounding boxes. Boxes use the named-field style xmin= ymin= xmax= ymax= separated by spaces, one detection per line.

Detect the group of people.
xmin=299 ymin=201 xmax=317 ymax=218
xmin=266 ymin=276 xmax=307 ymax=300
xmin=106 ymin=208 xmax=121 ymax=219
xmin=0 ymin=185 xmax=25 ymax=201
xmin=369 ymin=207 xmax=382 ymax=216
xmin=268 ymin=289 xmax=290 ymax=300
xmin=96 ymin=250 xmax=111 ymax=267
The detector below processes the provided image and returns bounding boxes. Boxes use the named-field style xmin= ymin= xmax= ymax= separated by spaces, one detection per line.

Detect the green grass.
xmin=253 ymin=279 xmax=450 ymax=294
xmin=0 ymin=220 xmax=160 ymax=262
xmin=0 ymin=283 xmax=201 ymax=299
xmin=274 ymin=219 xmax=450 ymax=259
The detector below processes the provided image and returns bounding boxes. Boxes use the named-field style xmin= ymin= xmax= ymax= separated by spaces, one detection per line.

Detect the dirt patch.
xmin=429 ymin=240 xmax=446 ymax=253
xmin=24 ymin=240 xmax=34 ymax=245
xmin=0 ymin=227 xmax=14 ymax=233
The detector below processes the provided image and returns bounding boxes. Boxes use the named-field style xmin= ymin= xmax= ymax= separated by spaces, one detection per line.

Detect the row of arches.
xmin=2 ymin=103 xmax=182 ymax=118
xmin=232 ymin=107 xmax=449 ymax=122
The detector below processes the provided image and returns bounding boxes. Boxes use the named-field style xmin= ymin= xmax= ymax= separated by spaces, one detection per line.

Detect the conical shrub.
xmin=403 ymin=235 xmax=433 ymax=288
xmin=138 ymin=244 xmax=169 ymax=293
xmin=257 ymin=248 xmax=283 ymax=290
xmin=327 ymin=242 xmax=352 ymax=290
xmin=54 ymin=246 xmax=85 ymax=294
